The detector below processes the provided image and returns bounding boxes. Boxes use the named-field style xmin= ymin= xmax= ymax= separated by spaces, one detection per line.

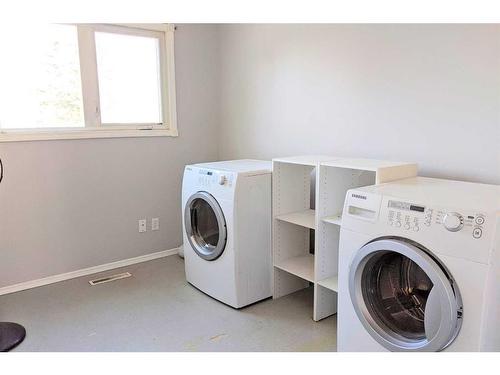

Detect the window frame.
xmin=0 ymin=23 xmax=178 ymax=142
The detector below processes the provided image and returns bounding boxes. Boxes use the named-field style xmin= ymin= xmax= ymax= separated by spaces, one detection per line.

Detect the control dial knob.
xmin=218 ymin=175 xmax=227 ymax=185
xmin=443 ymin=212 xmax=464 ymax=232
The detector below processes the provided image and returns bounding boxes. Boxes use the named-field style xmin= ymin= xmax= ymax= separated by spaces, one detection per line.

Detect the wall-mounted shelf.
xmin=272 ymin=155 xmax=418 ymax=322
xmin=276 ymin=209 xmax=316 ymax=229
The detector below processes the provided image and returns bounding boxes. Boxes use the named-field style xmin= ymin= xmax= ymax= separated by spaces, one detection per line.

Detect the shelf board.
xmin=321 ymin=213 xmax=342 ymax=226
xmin=317 ymin=276 xmax=338 ymax=292
xmin=276 ymin=209 xmax=316 ymax=229
xmin=320 ymin=158 xmax=416 ymax=171
xmin=275 ymin=254 xmax=315 ymax=282
xmin=273 ymin=155 xmax=340 ymax=167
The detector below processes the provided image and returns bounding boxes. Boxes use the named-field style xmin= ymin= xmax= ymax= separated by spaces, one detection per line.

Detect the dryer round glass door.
xmin=349 ymin=238 xmax=463 ymax=351
xmin=184 ymin=191 xmax=227 ymax=261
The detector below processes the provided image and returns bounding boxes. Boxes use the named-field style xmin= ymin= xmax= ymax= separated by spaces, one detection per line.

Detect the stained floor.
xmin=0 ymin=255 xmax=336 ymax=351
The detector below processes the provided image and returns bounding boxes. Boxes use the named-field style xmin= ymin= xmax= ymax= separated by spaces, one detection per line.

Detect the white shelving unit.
xmin=272 ymin=155 xmax=418 ymax=321
xmin=272 ymin=155 xmax=337 ymax=299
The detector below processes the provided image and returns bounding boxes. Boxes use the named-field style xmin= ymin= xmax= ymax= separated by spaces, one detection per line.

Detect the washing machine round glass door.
xmin=184 ymin=191 xmax=227 ymax=261
xmin=349 ymin=238 xmax=463 ymax=351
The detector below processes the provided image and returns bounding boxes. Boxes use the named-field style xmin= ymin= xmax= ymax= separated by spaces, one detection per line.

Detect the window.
xmin=0 ymin=23 xmax=177 ymax=141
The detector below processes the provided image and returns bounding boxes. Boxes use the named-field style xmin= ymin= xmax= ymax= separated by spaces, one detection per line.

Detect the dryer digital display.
xmin=410 ymin=205 xmax=425 ymax=212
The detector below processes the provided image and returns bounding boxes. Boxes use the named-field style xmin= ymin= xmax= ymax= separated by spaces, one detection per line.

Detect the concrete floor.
xmin=0 ymin=255 xmax=336 ymax=351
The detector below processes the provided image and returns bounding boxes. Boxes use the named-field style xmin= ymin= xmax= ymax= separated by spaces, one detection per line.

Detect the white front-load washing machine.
xmin=338 ymin=177 xmax=500 ymax=351
xmin=182 ymin=160 xmax=272 ymax=308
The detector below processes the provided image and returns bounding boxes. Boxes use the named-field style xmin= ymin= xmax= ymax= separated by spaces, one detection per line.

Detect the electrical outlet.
xmin=138 ymin=219 xmax=147 ymax=233
xmin=152 ymin=218 xmax=160 ymax=231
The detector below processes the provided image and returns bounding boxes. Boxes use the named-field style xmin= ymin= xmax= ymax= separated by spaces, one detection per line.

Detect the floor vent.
xmin=88 ymin=272 xmax=132 ymax=286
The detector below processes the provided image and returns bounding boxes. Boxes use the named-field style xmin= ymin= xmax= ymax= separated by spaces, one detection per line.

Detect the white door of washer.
xmin=349 ymin=238 xmax=463 ymax=351
xmin=184 ymin=191 xmax=227 ymax=261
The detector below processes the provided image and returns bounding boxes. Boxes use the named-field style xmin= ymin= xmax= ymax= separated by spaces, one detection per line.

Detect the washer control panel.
xmin=387 ymin=200 xmax=426 ymax=233
xmin=387 ymin=199 xmax=486 ymax=239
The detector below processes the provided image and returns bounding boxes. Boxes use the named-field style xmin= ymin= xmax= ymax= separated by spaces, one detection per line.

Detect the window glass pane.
xmin=95 ymin=31 xmax=162 ymax=124
xmin=0 ymin=24 xmax=84 ymax=129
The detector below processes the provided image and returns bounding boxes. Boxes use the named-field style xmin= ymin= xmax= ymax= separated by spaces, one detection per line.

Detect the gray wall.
xmin=0 ymin=24 xmax=220 ymax=288
xmin=218 ymin=24 xmax=500 ymax=184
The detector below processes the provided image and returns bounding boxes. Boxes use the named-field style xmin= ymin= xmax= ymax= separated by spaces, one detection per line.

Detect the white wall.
xmin=0 ymin=24 xmax=220 ymax=288
xmin=1 ymin=24 xmax=499 ymax=290
xmin=218 ymin=24 xmax=500 ymax=184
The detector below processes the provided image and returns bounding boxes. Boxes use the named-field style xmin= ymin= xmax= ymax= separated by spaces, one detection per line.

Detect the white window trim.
xmin=0 ymin=23 xmax=178 ymax=143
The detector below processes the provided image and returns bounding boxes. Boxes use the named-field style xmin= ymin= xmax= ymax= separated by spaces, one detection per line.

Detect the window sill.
xmin=0 ymin=128 xmax=178 ymax=143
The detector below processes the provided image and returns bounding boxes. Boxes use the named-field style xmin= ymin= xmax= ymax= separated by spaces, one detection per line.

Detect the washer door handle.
xmin=424 ymin=286 xmax=442 ymax=340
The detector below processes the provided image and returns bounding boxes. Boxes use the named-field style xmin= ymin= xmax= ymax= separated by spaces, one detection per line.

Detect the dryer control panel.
xmin=386 ymin=199 xmax=487 ymax=240
xmin=196 ymin=169 xmax=234 ymax=188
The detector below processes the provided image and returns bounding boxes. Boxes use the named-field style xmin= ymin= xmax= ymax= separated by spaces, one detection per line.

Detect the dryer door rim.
xmin=348 ymin=237 xmax=463 ymax=352
xmin=184 ymin=191 xmax=227 ymax=261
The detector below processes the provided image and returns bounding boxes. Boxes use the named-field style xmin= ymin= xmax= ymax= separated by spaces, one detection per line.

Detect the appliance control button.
xmin=475 ymin=216 xmax=485 ymax=225
xmin=443 ymin=212 xmax=464 ymax=232
xmin=404 ymin=223 xmax=410 ymax=230
xmin=473 ymin=227 xmax=482 ymax=239
xmin=394 ymin=221 xmax=401 ymax=227
xmin=424 ymin=221 xmax=431 ymax=226
xmin=218 ymin=175 xmax=227 ymax=185
xmin=413 ymin=225 xmax=419 ymax=232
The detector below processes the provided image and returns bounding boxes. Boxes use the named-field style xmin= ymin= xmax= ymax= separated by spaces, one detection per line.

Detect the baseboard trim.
xmin=0 ymin=247 xmax=180 ymax=296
